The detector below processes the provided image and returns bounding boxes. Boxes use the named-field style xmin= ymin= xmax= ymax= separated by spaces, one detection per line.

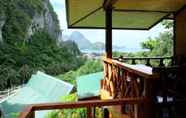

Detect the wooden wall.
xmin=175 ymin=7 xmax=186 ymax=57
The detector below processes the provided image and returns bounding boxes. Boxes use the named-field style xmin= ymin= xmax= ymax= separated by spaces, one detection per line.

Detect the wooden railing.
xmin=19 ymin=97 xmax=145 ymax=118
xmin=0 ymin=86 xmax=23 ymax=100
xmin=102 ymin=57 xmax=159 ymax=98
xmin=113 ymin=56 xmax=174 ymax=67
xmin=101 ymin=57 xmax=160 ymax=118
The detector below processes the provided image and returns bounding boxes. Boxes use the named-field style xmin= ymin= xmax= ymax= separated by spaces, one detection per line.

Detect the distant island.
xmin=63 ymin=31 xmax=145 ymax=54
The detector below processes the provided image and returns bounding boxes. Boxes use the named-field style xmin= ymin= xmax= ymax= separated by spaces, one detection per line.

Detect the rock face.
xmin=0 ymin=9 xmax=5 ymax=43
xmin=0 ymin=19 xmax=5 ymax=42
xmin=28 ymin=0 xmax=60 ymax=40
xmin=0 ymin=0 xmax=60 ymax=42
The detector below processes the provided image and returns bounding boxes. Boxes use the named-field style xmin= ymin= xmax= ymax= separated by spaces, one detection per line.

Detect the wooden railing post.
xmin=27 ymin=111 xmax=34 ymax=118
xmin=146 ymin=58 xmax=151 ymax=66
xmin=105 ymin=5 xmax=112 ymax=58
xmin=132 ymin=59 xmax=136 ymax=64
xmin=144 ymin=79 xmax=156 ymax=118
xmin=87 ymin=106 xmax=93 ymax=118
xmin=159 ymin=59 xmax=165 ymax=67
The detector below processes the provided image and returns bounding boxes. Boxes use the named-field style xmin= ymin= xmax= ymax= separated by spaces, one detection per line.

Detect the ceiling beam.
xmin=113 ymin=9 xmax=174 ymax=14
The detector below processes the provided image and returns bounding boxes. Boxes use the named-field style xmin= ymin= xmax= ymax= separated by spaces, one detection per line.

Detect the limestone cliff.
xmin=0 ymin=0 xmax=61 ymax=43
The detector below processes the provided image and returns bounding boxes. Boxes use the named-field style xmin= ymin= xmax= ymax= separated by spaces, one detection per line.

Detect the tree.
xmin=141 ymin=38 xmax=158 ymax=51
xmin=140 ymin=20 xmax=173 ymax=57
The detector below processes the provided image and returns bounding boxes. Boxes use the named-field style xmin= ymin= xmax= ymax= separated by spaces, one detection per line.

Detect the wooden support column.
xmin=27 ymin=111 xmax=35 ymax=118
xmin=87 ymin=106 xmax=93 ymax=118
xmin=105 ymin=6 xmax=112 ymax=58
xmin=175 ymin=6 xmax=186 ymax=58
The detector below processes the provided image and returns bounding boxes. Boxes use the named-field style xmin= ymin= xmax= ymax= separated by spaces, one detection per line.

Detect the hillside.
xmin=0 ymin=0 xmax=61 ymax=43
xmin=0 ymin=0 xmax=83 ymax=90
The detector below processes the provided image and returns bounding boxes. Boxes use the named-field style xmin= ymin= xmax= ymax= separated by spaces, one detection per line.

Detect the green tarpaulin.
xmin=0 ymin=71 xmax=74 ymax=118
xmin=76 ymin=72 xmax=103 ymax=99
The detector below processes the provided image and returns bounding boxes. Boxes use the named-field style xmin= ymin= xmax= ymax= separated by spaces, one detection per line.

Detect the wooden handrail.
xmin=103 ymin=57 xmax=159 ymax=79
xmin=113 ymin=56 xmax=174 ymax=67
xmin=113 ymin=57 xmax=172 ymax=60
xmin=19 ymin=97 xmax=145 ymax=118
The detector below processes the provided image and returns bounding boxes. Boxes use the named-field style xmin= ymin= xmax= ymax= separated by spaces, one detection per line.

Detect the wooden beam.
xmin=102 ymin=57 xmax=160 ymax=79
xmin=20 ymin=98 xmax=143 ymax=110
xmin=175 ymin=6 xmax=186 ymax=57
xmin=105 ymin=6 xmax=112 ymax=58
xmin=19 ymin=97 xmax=145 ymax=118
xmin=87 ymin=106 xmax=93 ymax=118
xmin=173 ymin=13 xmax=176 ymax=58
xmin=103 ymin=0 xmax=118 ymax=9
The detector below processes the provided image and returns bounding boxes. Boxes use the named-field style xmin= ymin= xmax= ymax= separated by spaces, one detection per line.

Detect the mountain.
xmin=69 ymin=31 xmax=92 ymax=50
xmin=67 ymin=31 xmax=125 ymax=51
xmin=92 ymin=42 xmax=105 ymax=50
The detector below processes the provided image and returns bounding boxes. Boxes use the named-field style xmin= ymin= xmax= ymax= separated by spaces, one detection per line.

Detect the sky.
xmin=50 ymin=0 xmax=167 ymax=48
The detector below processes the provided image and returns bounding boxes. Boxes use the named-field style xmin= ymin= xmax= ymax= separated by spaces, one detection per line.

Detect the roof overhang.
xmin=66 ymin=0 xmax=186 ymax=30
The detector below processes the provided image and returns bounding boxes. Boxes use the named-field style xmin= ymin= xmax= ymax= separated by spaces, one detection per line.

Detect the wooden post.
xmin=27 ymin=111 xmax=34 ymax=118
xmin=87 ymin=106 xmax=93 ymax=118
xmin=175 ymin=6 xmax=186 ymax=58
xmin=105 ymin=6 xmax=112 ymax=58
xmin=143 ymin=79 xmax=155 ymax=118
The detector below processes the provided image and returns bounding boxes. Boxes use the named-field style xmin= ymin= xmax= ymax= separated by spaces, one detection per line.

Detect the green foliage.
xmin=17 ymin=0 xmax=44 ymax=15
xmin=45 ymin=93 xmax=103 ymax=118
xmin=140 ymin=31 xmax=173 ymax=57
xmin=10 ymin=112 xmax=20 ymax=118
xmin=57 ymin=59 xmax=103 ymax=85
xmin=112 ymin=20 xmax=173 ymax=66
xmin=162 ymin=20 xmax=173 ymax=29
xmin=3 ymin=9 xmax=31 ymax=44
xmin=45 ymin=93 xmax=87 ymax=118
xmin=2 ymin=0 xmax=59 ymax=43
xmin=141 ymin=38 xmax=158 ymax=51
xmin=139 ymin=20 xmax=173 ymax=57
xmin=0 ymin=0 xmax=83 ymax=90
xmin=0 ymin=31 xmax=83 ymax=90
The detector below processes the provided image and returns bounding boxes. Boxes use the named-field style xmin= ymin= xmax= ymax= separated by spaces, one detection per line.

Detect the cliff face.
xmin=0 ymin=0 xmax=61 ymax=43
xmin=0 ymin=19 xmax=5 ymax=42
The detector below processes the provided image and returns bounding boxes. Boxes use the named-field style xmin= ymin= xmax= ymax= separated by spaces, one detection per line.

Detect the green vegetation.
xmin=0 ymin=31 xmax=83 ymax=90
xmin=45 ymin=93 xmax=103 ymax=118
xmin=2 ymin=0 xmax=46 ymax=44
xmin=0 ymin=0 xmax=84 ymax=90
xmin=140 ymin=20 xmax=173 ymax=57
xmin=57 ymin=59 xmax=103 ymax=85
xmin=114 ymin=20 xmax=173 ymax=58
